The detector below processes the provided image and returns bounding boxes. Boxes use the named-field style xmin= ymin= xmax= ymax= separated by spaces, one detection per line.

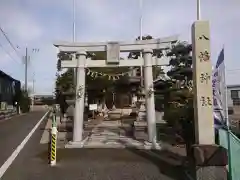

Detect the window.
xmin=231 ymin=90 xmax=239 ymax=99
xmin=233 ymin=99 xmax=240 ymax=106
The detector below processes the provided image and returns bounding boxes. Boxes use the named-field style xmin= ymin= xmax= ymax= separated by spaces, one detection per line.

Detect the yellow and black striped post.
xmin=50 ymin=124 xmax=57 ymax=166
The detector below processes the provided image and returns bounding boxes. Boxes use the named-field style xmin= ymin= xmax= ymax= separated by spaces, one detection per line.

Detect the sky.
xmin=0 ymin=0 xmax=239 ymax=95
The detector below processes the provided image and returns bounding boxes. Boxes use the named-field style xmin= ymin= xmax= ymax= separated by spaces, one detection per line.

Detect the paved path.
xmin=0 ymin=110 xmax=46 ymax=168
xmin=84 ymin=121 xmax=146 ymax=148
xmin=0 ymin=110 xmax=188 ymax=180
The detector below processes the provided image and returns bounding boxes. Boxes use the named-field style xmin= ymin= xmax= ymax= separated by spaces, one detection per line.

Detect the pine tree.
xmin=155 ymin=42 xmax=194 ymax=139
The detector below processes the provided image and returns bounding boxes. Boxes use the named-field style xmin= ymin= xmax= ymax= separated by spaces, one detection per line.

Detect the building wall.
xmin=227 ymin=88 xmax=234 ymax=107
xmin=0 ymin=72 xmax=21 ymax=109
xmin=227 ymin=85 xmax=240 ymax=133
xmin=227 ymin=85 xmax=240 ymax=107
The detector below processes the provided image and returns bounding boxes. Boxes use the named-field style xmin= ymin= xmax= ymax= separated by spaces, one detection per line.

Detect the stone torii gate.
xmin=54 ymin=36 xmax=178 ymax=148
xmin=54 ymin=21 xmax=228 ymax=179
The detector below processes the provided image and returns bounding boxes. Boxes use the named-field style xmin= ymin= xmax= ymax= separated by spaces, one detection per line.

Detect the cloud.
xmin=0 ymin=0 xmax=240 ymax=94
xmin=0 ymin=1 xmax=43 ymax=43
xmin=0 ymin=47 xmax=14 ymax=65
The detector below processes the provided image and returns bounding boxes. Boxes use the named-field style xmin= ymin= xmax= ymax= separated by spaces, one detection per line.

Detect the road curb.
xmin=0 ymin=112 xmax=34 ymax=123
xmin=0 ymin=112 xmax=18 ymax=121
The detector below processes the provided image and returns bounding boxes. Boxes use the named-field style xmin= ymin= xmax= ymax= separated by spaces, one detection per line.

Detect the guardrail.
xmin=219 ymin=129 xmax=240 ymax=180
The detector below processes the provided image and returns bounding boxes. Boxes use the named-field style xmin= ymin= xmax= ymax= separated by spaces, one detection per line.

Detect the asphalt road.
xmin=0 ymin=110 xmax=47 ymax=170
xmin=0 ymin=110 xmax=188 ymax=180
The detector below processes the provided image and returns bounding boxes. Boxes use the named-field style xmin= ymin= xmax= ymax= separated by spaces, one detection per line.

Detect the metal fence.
xmin=218 ymin=128 xmax=240 ymax=180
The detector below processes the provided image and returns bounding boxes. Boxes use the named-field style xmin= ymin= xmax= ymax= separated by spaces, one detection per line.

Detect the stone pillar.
xmin=143 ymin=49 xmax=159 ymax=148
xmin=137 ymin=100 xmax=146 ymax=121
xmin=131 ymin=95 xmax=137 ymax=107
xmin=66 ymin=51 xmax=86 ymax=148
xmin=191 ymin=21 xmax=228 ymax=179
xmin=192 ymin=21 xmax=214 ymax=144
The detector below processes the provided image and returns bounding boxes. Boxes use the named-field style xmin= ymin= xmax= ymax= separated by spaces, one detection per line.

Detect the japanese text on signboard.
xmin=200 ymin=96 xmax=212 ymax=107
xmin=198 ymin=50 xmax=210 ymax=62
xmin=197 ymin=34 xmax=212 ymax=108
xmin=200 ymin=72 xmax=211 ymax=84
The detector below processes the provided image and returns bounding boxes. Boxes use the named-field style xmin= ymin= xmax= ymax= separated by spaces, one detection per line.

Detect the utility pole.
xmin=73 ymin=0 xmax=77 ymax=86
xmin=73 ymin=0 xmax=76 ymax=42
xmin=22 ymin=47 xmax=39 ymax=92
xmin=33 ymin=77 xmax=35 ymax=97
xmin=139 ymin=0 xmax=144 ymax=91
xmin=32 ymin=73 xmax=35 ymax=108
xmin=24 ymin=47 xmax=28 ymax=91
xmin=197 ymin=0 xmax=201 ymax=20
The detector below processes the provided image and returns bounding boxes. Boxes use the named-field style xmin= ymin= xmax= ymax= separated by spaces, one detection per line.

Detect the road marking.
xmin=40 ymin=115 xmax=60 ymax=144
xmin=0 ymin=111 xmax=49 ymax=179
xmin=40 ymin=117 xmax=52 ymax=144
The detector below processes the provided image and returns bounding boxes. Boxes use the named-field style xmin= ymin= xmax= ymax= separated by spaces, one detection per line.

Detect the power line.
xmin=227 ymin=69 xmax=240 ymax=72
xmin=0 ymin=41 xmax=21 ymax=65
xmin=0 ymin=25 xmax=22 ymax=58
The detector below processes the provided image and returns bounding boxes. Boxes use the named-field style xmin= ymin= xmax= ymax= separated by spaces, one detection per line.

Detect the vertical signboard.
xmin=192 ymin=21 xmax=215 ymax=144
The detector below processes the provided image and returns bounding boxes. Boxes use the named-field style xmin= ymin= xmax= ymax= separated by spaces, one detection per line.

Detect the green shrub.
xmin=19 ymin=90 xmax=31 ymax=113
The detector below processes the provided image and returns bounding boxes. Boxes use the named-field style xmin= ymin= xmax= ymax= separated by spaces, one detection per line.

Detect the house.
xmin=0 ymin=70 xmax=21 ymax=110
xmin=33 ymin=95 xmax=55 ymax=105
xmin=226 ymin=85 xmax=240 ymax=134
xmin=227 ymin=84 xmax=240 ymax=108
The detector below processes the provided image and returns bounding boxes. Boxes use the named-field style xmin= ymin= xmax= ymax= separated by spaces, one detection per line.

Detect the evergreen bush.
xmin=19 ymin=90 xmax=31 ymax=113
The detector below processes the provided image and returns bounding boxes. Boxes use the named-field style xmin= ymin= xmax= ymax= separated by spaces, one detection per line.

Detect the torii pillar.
xmin=143 ymin=49 xmax=159 ymax=148
xmin=66 ymin=51 xmax=87 ymax=148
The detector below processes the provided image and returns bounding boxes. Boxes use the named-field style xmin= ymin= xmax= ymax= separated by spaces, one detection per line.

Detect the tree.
xmin=19 ymin=89 xmax=31 ymax=113
xmin=55 ymin=69 xmax=74 ymax=93
xmin=155 ymin=42 xmax=193 ymax=132
xmin=154 ymin=41 xmax=195 ymax=156
xmin=128 ymin=35 xmax=164 ymax=84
